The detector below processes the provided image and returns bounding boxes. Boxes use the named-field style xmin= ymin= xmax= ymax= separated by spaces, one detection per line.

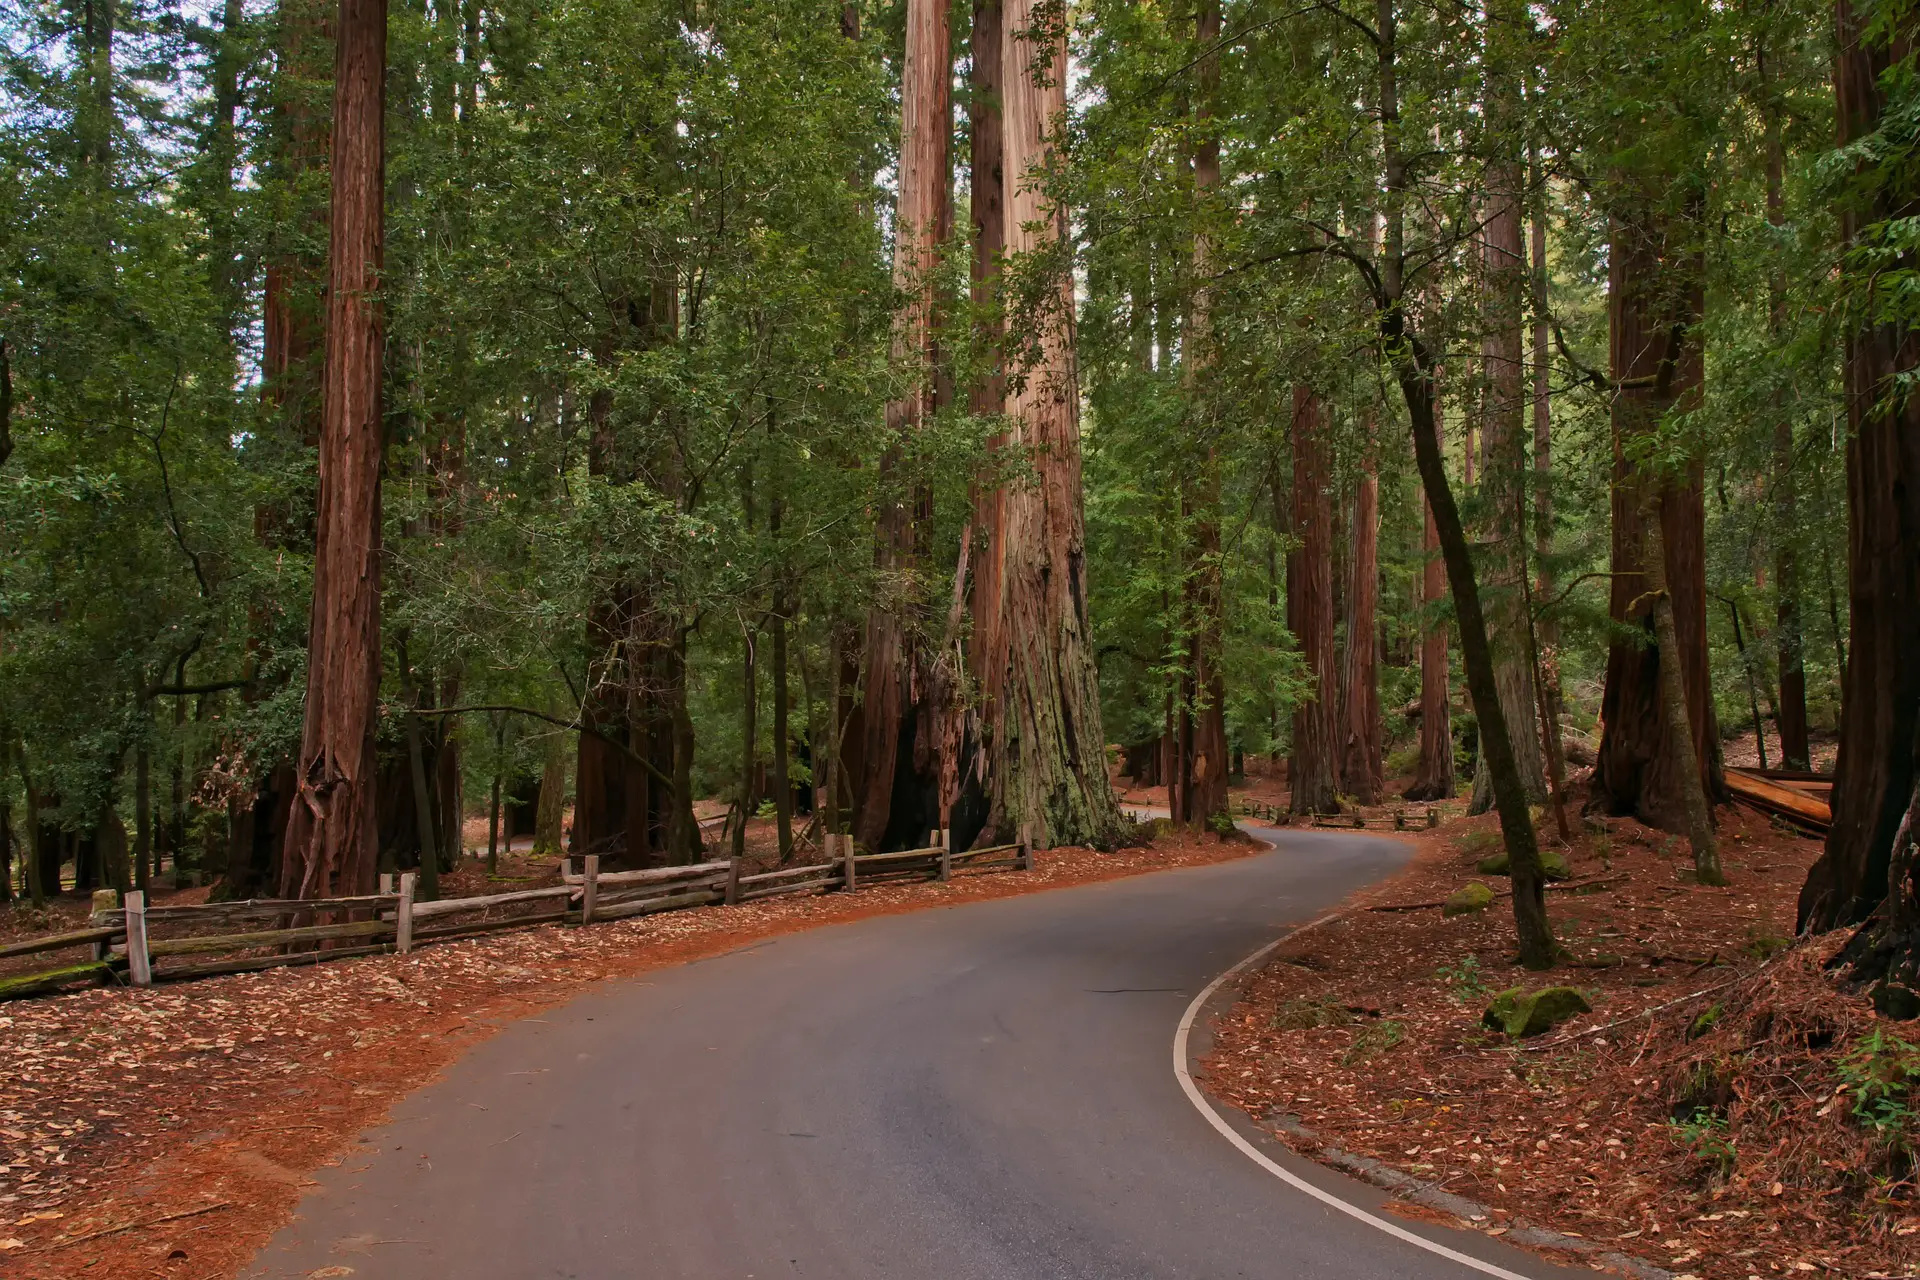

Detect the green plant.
xmin=1838 ymin=1031 xmax=1920 ymax=1134
xmin=1670 ymin=1107 xmax=1738 ymax=1178
xmin=1341 ymin=1019 xmax=1406 ymax=1065
xmin=1435 ymin=955 xmax=1490 ymax=1001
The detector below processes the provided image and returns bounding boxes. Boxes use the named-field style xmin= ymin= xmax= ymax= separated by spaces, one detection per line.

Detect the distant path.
xmin=246 ymin=826 xmax=1583 ymax=1280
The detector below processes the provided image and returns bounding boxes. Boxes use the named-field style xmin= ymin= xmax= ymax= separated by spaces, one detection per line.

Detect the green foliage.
xmin=1435 ymin=954 xmax=1490 ymax=1001
xmin=1838 ymin=1031 xmax=1920 ymax=1135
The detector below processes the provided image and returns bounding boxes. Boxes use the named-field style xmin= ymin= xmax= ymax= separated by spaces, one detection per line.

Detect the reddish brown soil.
xmin=0 ymin=830 xmax=1256 ymax=1279
xmin=1200 ymin=806 xmax=1919 ymax=1280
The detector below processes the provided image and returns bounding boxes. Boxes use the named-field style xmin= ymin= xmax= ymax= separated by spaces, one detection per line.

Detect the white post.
xmin=379 ymin=872 xmax=394 ymax=895
xmin=397 ymin=872 xmax=417 ymax=955
xmin=582 ymin=854 xmax=600 ymax=924
xmin=1019 ymin=823 xmax=1034 ymax=872
xmin=939 ymin=832 xmax=951 ymax=883
xmin=840 ymin=833 xmax=856 ymax=892
xmin=124 ymin=890 xmax=151 ymax=988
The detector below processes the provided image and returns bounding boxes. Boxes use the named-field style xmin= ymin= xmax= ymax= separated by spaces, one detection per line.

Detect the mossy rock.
xmin=1482 ymin=985 xmax=1592 ymax=1038
xmin=1442 ymin=881 xmax=1496 ymax=917
xmin=1473 ymin=847 xmax=1571 ymax=880
xmin=1687 ymin=1003 xmax=1725 ymax=1040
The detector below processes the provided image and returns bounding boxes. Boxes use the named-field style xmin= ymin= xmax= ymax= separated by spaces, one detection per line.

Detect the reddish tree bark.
xmin=1468 ymin=137 xmax=1548 ymax=813
xmin=1175 ymin=0 xmax=1229 ymax=829
xmin=853 ymin=0 xmax=951 ymax=852
xmin=1796 ymin=0 xmax=1920 ymax=962
xmin=1288 ymin=386 xmax=1340 ymax=815
xmin=1340 ymin=449 xmax=1383 ymax=803
xmin=1589 ymin=202 xmax=1727 ymax=833
xmin=279 ymin=0 xmax=385 ymax=901
xmin=971 ymin=0 xmax=1125 ymax=848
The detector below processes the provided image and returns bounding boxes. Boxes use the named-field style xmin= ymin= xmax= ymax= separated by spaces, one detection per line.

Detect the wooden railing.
xmin=0 ymin=826 xmax=1035 ymax=1000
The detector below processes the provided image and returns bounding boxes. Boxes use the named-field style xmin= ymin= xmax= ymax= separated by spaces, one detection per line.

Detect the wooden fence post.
xmin=938 ymin=829 xmax=951 ymax=883
xmin=1019 ymin=823 xmax=1034 ymax=872
xmin=379 ymin=872 xmax=394 ymax=894
xmin=840 ymin=834 xmax=856 ymax=891
xmin=582 ymin=854 xmax=600 ymax=924
xmin=124 ymin=890 xmax=151 ymax=988
xmin=724 ymin=853 xmax=741 ymax=906
xmin=397 ymin=872 xmax=417 ymax=955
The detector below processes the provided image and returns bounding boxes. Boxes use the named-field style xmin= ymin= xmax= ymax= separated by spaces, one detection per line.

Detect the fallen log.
xmin=1724 ymin=767 xmax=1830 ymax=834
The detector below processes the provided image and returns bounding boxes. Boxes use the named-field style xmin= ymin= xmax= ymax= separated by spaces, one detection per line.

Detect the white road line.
xmin=1172 ymin=906 xmax=1540 ymax=1280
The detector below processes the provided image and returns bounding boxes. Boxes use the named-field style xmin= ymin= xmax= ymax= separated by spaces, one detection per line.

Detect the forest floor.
xmin=1198 ymin=799 xmax=1917 ymax=1280
xmin=0 ymin=822 xmax=1259 ymax=1280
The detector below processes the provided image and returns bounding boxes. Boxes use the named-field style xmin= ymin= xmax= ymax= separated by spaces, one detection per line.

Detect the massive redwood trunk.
xmin=1288 ymin=386 xmax=1340 ymax=815
xmin=1175 ymin=0 xmax=1230 ymax=829
xmin=972 ymin=0 xmax=1125 ymax=849
xmin=1339 ymin=446 xmax=1383 ymax=803
xmin=1589 ymin=201 xmax=1727 ymax=833
xmin=1796 ymin=0 xmax=1920 ymax=970
xmin=279 ymin=0 xmax=385 ymax=901
xmin=853 ymin=0 xmax=950 ymax=852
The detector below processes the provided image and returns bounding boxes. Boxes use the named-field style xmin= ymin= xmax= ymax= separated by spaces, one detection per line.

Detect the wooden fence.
xmin=0 ymin=828 xmax=1034 ymax=1001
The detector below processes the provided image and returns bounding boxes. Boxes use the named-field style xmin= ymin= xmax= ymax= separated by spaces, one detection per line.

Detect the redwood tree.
xmin=279 ymin=0 xmax=386 ymax=901
xmin=1405 ymin=399 xmax=1454 ymax=801
xmin=1589 ymin=199 xmax=1728 ymax=834
xmin=1288 ymin=385 xmax=1340 ymax=815
xmin=1796 ymin=0 xmax=1920 ymax=994
xmin=853 ymin=0 xmax=950 ymax=853
xmin=1339 ymin=441 xmax=1383 ymax=804
xmin=973 ymin=0 xmax=1126 ymax=849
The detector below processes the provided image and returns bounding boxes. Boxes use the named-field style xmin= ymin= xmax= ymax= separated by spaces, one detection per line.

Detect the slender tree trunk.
xmin=735 ymin=623 xmax=758 ymax=862
xmin=487 ymin=714 xmax=503 ymax=872
xmin=1763 ymin=82 xmax=1812 ymax=771
xmin=280 ymin=0 xmax=386 ymax=902
xmin=1406 ymin=395 xmax=1454 ymax=800
xmin=134 ymin=728 xmax=151 ymax=892
xmin=1377 ymin=0 xmax=1552 ymax=967
xmin=974 ymin=0 xmax=1126 ymax=849
xmin=1530 ymin=152 xmax=1566 ymax=782
xmin=534 ymin=733 xmax=566 ymax=856
xmin=1469 ymin=105 xmax=1547 ymax=813
xmin=1796 ymin=0 xmax=1920 ymax=963
xmin=1177 ymin=0 xmax=1230 ymax=830
xmin=1340 ymin=442 xmax=1383 ymax=804
xmin=397 ymin=639 xmax=441 ymax=900
xmin=1590 ymin=200 xmax=1727 ymax=833
xmin=1289 ymin=386 xmax=1340 ymax=815
xmin=770 ymin=503 xmax=794 ymax=863
xmin=1730 ymin=601 xmax=1771 ymax=770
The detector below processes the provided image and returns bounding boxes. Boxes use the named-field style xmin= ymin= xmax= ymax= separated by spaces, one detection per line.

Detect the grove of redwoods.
xmin=0 ymin=0 xmax=1915 ymax=989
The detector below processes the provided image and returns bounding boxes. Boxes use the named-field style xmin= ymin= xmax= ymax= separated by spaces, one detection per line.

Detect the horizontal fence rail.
xmin=2 ymin=825 xmax=1036 ymax=1001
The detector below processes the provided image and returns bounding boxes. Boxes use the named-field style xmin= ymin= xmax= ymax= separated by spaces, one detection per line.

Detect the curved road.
xmin=246 ymin=828 xmax=1581 ymax=1280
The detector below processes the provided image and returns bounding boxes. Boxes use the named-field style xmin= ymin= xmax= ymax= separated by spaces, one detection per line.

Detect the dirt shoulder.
xmin=1200 ymin=807 xmax=1918 ymax=1280
xmin=0 ymin=831 xmax=1259 ymax=1280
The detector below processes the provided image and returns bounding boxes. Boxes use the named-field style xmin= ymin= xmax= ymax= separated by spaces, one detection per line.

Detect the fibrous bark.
xmin=1406 ymin=400 xmax=1454 ymax=800
xmin=1340 ymin=444 xmax=1383 ymax=804
xmin=972 ymin=0 xmax=1126 ymax=849
xmin=1288 ymin=386 xmax=1340 ymax=816
xmin=1175 ymin=0 xmax=1230 ymax=830
xmin=854 ymin=0 xmax=950 ymax=853
xmin=1796 ymin=0 xmax=1920 ymax=962
xmin=279 ymin=0 xmax=386 ymax=901
xmin=1590 ymin=200 xmax=1727 ymax=833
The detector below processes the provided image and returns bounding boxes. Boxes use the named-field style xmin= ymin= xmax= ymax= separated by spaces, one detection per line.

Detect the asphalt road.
xmin=245 ymin=828 xmax=1584 ymax=1280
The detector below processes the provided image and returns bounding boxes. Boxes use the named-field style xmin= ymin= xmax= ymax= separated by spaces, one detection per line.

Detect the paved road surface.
xmin=245 ymin=828 xmax=1581 ymax=1280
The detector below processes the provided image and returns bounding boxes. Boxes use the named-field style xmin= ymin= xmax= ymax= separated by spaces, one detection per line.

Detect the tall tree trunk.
xmin=534 ymin=733 xmax=566 ymax=856
xmin=770 ymin=500 xmax=794 ymax=863
xmin=1340 ymin=446 xmax=1383 ymax=804
xmin=1530 ymin=164 xmax=1566 ymax=779
xmin=280 ymin=0 xmax=386 ymax=901
xmin=855 ymin=0 xmax=950 ymax=852
xmin=1288 ymin=386 xmax=1340 ymax=815
xmin=487 ymin=713 xmax=504 ymax=872
xmin=974 ymin=0 xmax=1126 ymax=850
xmin=735 ymin=621 xmax=758 ymax=862
xmin=397 ymin=638 xmax=441 ymax=900
xmin=1763 ymin=79 xmax=1812 ymax=772
xmin=1376 ymin=0 xmax=1552 ymax=967
xmin=1406 ymin=390 xmax=1454 ymax=800
xmin=1643 ymin=509 xmax=1723 ymax=883
xmin=1468 ymin=110 xmax=1548 ymax=814
xmin=1796 ymin=0 xmax=1920 ymax=968
xmin=1176 ymin=0 xmax=1230 ymax=830
xmin=1590 ymin=200 xmax=1727 ymax=833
